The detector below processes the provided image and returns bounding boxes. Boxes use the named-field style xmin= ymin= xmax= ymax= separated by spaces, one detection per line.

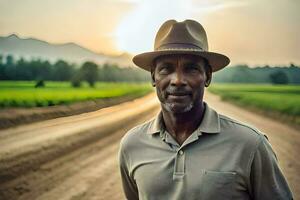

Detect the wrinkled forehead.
xmin=154 ymin=54 xmax=207 ymax=66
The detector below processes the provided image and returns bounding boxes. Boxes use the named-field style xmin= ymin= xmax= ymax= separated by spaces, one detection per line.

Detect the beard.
xmin=156 ymin=86 xmax=201 ymax=114
xmin=162 ymin=101 xmax=194 ymax=114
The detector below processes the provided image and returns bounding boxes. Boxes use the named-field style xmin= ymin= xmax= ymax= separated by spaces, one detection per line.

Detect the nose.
xmin=170 ymin=70 xmax=187 ymax=86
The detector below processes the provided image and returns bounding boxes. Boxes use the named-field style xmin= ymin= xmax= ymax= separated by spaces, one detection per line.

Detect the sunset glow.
xmin=0 ymin=0 xmax=299 ymax=65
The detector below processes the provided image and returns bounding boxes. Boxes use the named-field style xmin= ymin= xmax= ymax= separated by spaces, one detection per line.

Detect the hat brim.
xmin=133 ymin=49 xmax=230 ymax=72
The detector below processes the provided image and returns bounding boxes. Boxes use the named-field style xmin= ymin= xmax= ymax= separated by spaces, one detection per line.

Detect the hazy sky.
xmin=0 ymin=0 xmax=299 ymax=66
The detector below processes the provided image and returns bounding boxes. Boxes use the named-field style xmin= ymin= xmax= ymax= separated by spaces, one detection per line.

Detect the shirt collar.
xmin=147 ymin=102 xmax=220 ymax=135
xmin=148 ymin=112 xmax=164 ymax=134
xmin=198 ymin=102 xmax=220 ymax=134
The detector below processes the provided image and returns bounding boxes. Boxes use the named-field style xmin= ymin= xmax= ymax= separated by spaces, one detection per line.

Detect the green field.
xmin=208 ymin=84 xmax=300 ymax=125
xmin=0 ymin=81 xmax=153 ymax=108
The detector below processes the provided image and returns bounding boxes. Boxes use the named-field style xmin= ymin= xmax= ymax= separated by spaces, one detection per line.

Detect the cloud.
xmin=190 ymin=0 xmax=251 ymax=14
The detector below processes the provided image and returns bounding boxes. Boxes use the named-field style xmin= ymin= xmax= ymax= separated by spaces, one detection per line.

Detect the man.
xmin=118 ymin=19 xmax=293 ymax=200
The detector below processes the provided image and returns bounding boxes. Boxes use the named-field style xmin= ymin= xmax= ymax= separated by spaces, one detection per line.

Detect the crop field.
xmin=0 ymin=81 xmax=153 ymax=108
xmin=208 ymin=84 xmax=300 ymax=125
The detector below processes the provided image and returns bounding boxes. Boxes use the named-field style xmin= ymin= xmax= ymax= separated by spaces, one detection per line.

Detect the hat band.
xmin=156 ymin=43 xmax=204 ymax=51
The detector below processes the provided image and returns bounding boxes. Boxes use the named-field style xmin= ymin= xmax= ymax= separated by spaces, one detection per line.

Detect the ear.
xmin=205 ymin=66 xmax=212 ymax=87
xmin=151 ymin=69 xmax=156 ymax=87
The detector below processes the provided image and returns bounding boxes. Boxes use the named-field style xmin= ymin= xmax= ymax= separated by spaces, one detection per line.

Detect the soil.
xmin=0 ymin=92 xmax=299 ymax=199
xmin=0 ymin=95 xmax=145 ymax=130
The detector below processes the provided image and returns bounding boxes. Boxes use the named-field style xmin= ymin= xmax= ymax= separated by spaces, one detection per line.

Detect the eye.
xmin=157 ymin=64 xmax=173 ymax=74
xmin=184 ymin=62 xmax=206 ymax=74
xmin=186 ymin=65 xmax=201 ymax=73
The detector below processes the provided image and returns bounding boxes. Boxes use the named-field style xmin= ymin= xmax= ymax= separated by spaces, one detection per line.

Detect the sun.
xmin=115 ymin=0 xmax=195 ymax=54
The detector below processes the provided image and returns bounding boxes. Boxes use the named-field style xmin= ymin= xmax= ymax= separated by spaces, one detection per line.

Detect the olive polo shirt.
xmin=118 ymin=103 xmax=293 ymax=200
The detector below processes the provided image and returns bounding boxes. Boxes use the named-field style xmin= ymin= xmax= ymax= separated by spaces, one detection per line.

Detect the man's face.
xmin=152 ymin=54 xmax=211 ymax=114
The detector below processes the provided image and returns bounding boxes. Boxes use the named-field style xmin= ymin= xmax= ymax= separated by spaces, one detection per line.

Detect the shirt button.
xmin=179 ymin=150 xmax=184 ymax=155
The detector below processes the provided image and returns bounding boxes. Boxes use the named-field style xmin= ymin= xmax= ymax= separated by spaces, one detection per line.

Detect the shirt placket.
xmin=173 ymin=149 xmax=185 ymax=180
xmin=162 ymin=130 xmax=201 ymax=181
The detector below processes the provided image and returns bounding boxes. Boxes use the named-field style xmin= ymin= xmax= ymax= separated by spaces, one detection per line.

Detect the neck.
xmin=162 ymin=102 xmax=206 ymax=144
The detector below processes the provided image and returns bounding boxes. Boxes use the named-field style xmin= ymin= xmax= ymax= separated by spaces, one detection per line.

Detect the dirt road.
xmin=0 ymin=92 xmax=299 ymax=199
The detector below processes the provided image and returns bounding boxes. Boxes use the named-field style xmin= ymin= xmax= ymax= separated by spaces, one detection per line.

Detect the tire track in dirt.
xmin=26 ymin=111 xmax=157 ymax=200
xmin=0 ymin=93 xmax=158 ymax=183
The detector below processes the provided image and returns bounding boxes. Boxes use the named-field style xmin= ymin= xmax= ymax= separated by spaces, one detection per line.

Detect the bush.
xmin=35 ymin=80 xmax=45 ymax=88
xmin=270 ymin=71 xmax=289 ymax=84
xmin=71 ymin=73 xmax=82 ymax=88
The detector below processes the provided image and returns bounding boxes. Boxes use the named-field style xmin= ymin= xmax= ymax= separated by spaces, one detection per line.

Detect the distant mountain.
xmin=0 ymin=34 xmax=133 ymax=67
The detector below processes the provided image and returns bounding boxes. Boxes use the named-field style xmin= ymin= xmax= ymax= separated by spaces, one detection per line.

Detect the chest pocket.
xmin=200 ymin=170 xmax=236 ymax=200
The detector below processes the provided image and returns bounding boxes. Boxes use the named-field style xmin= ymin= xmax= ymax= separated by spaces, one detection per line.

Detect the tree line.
xmin=213 ymin=64 xmax=300 ymax=84
xmin=1 ymin=55 xmax=299 ymax=85
xmin=0 ymin=55 xmax=150 ymax=87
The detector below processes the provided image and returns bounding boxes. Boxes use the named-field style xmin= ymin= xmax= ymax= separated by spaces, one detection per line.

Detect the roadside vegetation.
xmin=208 ymin=84 xmax=300 ymax=126
xmin=0 ymin=81 xmax=153 ymax=108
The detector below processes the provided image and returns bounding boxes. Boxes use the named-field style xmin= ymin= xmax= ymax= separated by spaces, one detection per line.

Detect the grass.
xmin=208 ymin=84 xmax=300 ymax=125
xmin=0 ymin=81 xmax=153 ymax=108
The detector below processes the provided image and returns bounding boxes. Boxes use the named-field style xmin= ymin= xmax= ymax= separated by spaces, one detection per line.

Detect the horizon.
xmin=0 ymin=33 xmax=127 ymax=57
xmin=0 ymin=32 xmax=299 ymax=68
xmin=0 ymin=0 xmax=299 ymax=66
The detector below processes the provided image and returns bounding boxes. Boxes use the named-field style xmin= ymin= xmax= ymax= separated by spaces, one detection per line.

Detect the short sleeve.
xmin=118 ymin=141 xmax=139 ymax=200
xmin=249 ymin=135 xmax=293 ymax=199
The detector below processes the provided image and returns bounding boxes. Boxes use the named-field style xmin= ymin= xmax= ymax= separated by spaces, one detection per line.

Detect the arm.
xmin=249 ymin=135 xmax=293 ymax=199
xmin=118 ymin=145 xmax=139 ymax=200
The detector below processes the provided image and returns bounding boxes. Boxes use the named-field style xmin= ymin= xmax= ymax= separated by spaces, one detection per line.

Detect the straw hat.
xmin=132 ymin=19 xmax=230 ymax=72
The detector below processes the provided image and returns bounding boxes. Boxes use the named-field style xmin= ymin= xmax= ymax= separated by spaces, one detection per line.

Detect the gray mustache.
xmin=166 ymin=88 xmax=191 ymax=96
